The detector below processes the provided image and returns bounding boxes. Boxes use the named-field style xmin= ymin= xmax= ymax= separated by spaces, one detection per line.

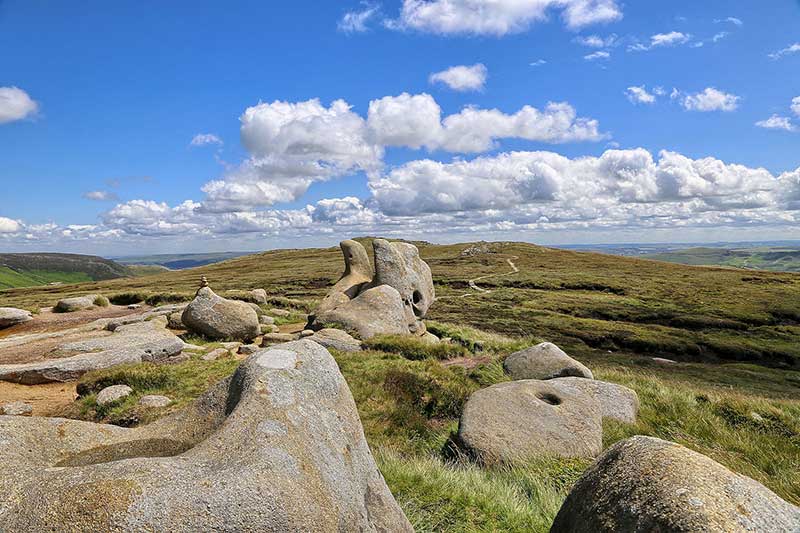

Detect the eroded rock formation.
xmin=309 ymin=238 xmax=435 ymax=339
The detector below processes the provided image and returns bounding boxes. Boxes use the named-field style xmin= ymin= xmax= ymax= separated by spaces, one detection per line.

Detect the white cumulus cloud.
xmin=755 ymin=115 xmax=796 ymax=132
xmin=584 ymin=50 xmax=610 ymax=61
xmin=629 ymin=31 xmax=691 ymax=52
xmin=0 ymin=87 xmax=38 ymax=124
xmin=792 ymin=96 xmax=800 ymax=117
xmin=429 ymin=64 xmax=488 ymax=91
xmin=393 ymin=0 xmax=622 ymax=36
xmin=625 ymin=86 xmax=656 ymax=104
xmin=681 ymin=88 xmax=740 ymax=112
xmin=0 ymin=217 xmax=21 ymax=233
xmin=82 ymin=190 xmax=120 ymax=201
xmin=768 ymin=43 xmax=800 ymax=60
xmin=338 ymin=3 xmax=380 ymax=33
xmin=190 ymin=133 xmax=223 ymax=146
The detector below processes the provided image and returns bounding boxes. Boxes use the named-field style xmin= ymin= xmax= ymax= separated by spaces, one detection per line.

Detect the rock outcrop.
xmin=0 ymin=307 xmax=33 ymax=329
xmin=551 ymin=436 xmax=800 ymax=533
xmin=548 ymin=377 xmax=639 ymax=424
xmin=308 ymin=328 xmax=363 ymax=352
xmin=96 ymin=384 xmax=133 ymax=406
xmin=251 ymin=288 xmax=268 ymax=304
xmin=181 ymin=286 xmax=260 ymax=341
xmin=0 ymin=401 xmax=33 ymax=416
xmin=455 ymin=379 xmax=602 ymax=464
xmin=0 ymin=340 xmax=413 ymax=532
xmin=0 ymin=319 xmax=185 ymax=384
xmin=309 ymin=238 xmax=435 ymax=339
xmin=503 ymin=342 xmax=593 ymax=380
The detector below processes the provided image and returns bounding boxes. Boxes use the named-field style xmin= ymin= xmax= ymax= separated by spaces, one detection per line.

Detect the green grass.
xmin=0 ymin=266 xmax=93 ymax=289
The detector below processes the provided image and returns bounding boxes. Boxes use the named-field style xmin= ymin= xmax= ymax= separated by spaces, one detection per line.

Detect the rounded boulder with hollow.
xmin=0 ymin=340 xmax=413 ymax=532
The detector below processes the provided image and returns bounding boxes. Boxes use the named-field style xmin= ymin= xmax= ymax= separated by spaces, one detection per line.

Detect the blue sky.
xmin=1 ymin=0 xmax=799 ymax=254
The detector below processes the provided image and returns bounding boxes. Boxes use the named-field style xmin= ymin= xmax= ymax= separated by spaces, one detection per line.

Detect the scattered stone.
xmin=261 ymin=333 xmax=299 ymax=345
xmin=503 ymin=342 xmax=593 ymax=381
xmin=0 ymin=319 xmax=186 ymax=384
xmin=652 ymin=357 xmax=678 ymax=365
xmin=269 ymin=308 xmax=291 ymax=317
xmin=250 ymin=288 xmax=268 ymax=304
xmin=181 ymin=286 xmax=260 ymax=341
xmin=0 ymin=307 xmax=33 ymax=329
xmin=0 ymin=401 xmax=33 ymax=416
xmin=300 ymin=329 xmax=314 ymax=338
xmin=0 ymin=340 xmax=412 ymax=531
xmin=96 ymin=384 xmax=133 ymax=406
xmin=54 ymin=294 xmax=103 ymax=313
xmin=551 ymin=436 xmax=800 ymax=533
xmin=162 ymin=353 xmax=190 ymax=365
xmin=202 ymin=348 xmax=229 ymax=361
xmin=238 ymin=344 xmax=260 ymax=355
xmin=138 ymin=395 xmax=171 ymax=408
xmin=167 ymin=311 xmax=184 ymax=329
xmin=548 ymin=377 xmax=639 ymax=424
xmin=308 ymin=328 xmax=362 ymax=352
xmin=260 ymin=315 xmax=275 ymax=325
xmin=456 ymin=379 xmax=602 ymax=464
xmin=246 ymin=302 xmax=264 ymax=316
xmin=127 ymin=304 xmax=142 ymax=310
xmin=181 ymin=343 xmax=204 ymax=352
xmin=308 ymin=238 xmax=436 ymax=338
xmin=261 ymin=324 xmax=280 ymax=334
xmin=220 ymin=341 xmax=241 ymax=350
xmin=105 ymin=304 xmax=187 ymax=331
xmin=419 ymin=332 xmax=440 ymax=344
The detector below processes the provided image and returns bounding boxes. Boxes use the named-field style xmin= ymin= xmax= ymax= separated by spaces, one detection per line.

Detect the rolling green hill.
xmin=0 ymin=253 xmax=133 ymax=289
xmin=643 ymin=246 xmax=800 ymax=272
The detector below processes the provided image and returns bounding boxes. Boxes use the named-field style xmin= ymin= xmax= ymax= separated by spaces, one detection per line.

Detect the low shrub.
xmin=108 ymin=292 xmax=148 ymax=305
xmin=93 ymin=295 xmax=110 ymax=307
xmin=363 ymin=335 xmax=469 ymax=361
xmin=145 ymin=292 xmax=190 ymax=306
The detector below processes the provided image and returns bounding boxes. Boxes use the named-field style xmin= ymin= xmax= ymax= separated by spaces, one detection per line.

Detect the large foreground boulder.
xmin=0 ymin=340 xmax=413 ymax=532
xmin=551 ymin=436 xmax=800 ymax=533
xmin=0 ymin=319 xmax=185 ymax=384
xmin=503 ymin=342 xmax=593 ymax=380
xmin=456 ymin=379 xmax=602 ymax=464
xmin=181 ymin=286 xmax=260 ymax=341
xmin=548 ymin=377 xmax=639 ymax=424
xmin=0 ymin=307 xmax=32 ymax=329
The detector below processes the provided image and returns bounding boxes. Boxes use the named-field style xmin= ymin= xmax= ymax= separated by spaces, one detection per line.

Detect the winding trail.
xmin=438 ymin=255 xmax=519 ymax=300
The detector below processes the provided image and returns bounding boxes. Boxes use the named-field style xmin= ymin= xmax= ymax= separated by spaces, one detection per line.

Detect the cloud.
xmin=200 ymin=93 xmax=603 ymax=212
xmin=529 ymin=59 xmax=547 ymax=67
xmin=338 ymin=3 xmax=380 ymax=33
xmin=82 ymin=190 xmax=120 ymax=201
xmin=574 ymin=33 xmax=617 ymax=48
xmin=769 ymin=43 xmax=800 ymax=60
xmin=681 ymin=88 xmax=740 ymax=112
xmin=190 ymin=133 xmax=223 ymax=146
xmin=368 ymin=148 xmax=783 ymax=217
xmin=584 ymin=50 xmax=610 ymax=61
xmin=0 ymin=86 xmax=38 ymax=124
xmin=629 ymin=31 xmax=691 ymax=52
xmin=792 ymin=96 xmax=800 ymax=117
xmin=393 ymin=0 xmax=622 ymax=36
xmin=0 ymin=216 xmax=21 ymax=233
xmin=625 ymin=86 xmax=656 ymax=104
xmin=429 ymin=63 xmax=487 ymax=91
xmin=755 ymin=115 xmax=796 ymax=132
xmin=714 ymin=17 xmax=743 ymax=26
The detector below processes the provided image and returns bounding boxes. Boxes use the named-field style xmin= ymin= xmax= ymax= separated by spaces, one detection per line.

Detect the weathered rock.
xmin=652 ymin=357 xmax=678 ymax=365
xmin=549 ymin=377 xmax=639 ymax=424
xmin=260 ymin=315 xmax=275 ymax=325
xmin=269 ymin=308 xmax=291 ymax=317
xmin=238 ymin=344 xmax=260 ymax=356
xmin=250 ymin=288 xmax=268 ymax=304
xmin=299 ymin=329 xmax=314 ymax=338
xmin=181 ymin=287 xmax=260 ymax=341
xmin=167 ymin=311 xmax=184 ymax=329
xmin=503 ymin=342 xmax=593 ymax=381
xmin=138 ymin=395 xmax=172 ymax=408
xmin=316 ymin=239 xmax=375 ymax=316
xmin=0 ymin=320 xmax=186 ymax=384
xmin=308 ymin=328 xmax=362 ymax=352
xmin=0 ymin=340 xmax=413 ymax=532
xmin=0 ymin=307 xmax=33 ymax=329
xmin=419 ymin=332 xmax=440 ymax=345
xmin=54 ymin=294 xmax=102 ymax=313
xmin=312 ymin=285 xmax=410 ymax=339
xmin=551 ymin=436 xmax=800 ymax=533
xmin=0 ymin=401 xmax=33 ymax=416
xmin=96 ymin=384 xmax=133 ymax=406
xmin=246 ymin=302 xmax=264 ymax=316
xmin=456 ymin=379 xmax=602 ymax=464
xmin=261 ymin=333 xmax=299 ymax=345
xmin=202 ymin=348 xmax=229 ymax=361
xmin=127 ymin=304 xmax=142 ymax=309
xmin=261 ymin=324 xmax=280 ymax=334
xmin=106 ymin=304 xmax=187 ymax=332
xmin=368 ymin=238 xmax=435 ymax=333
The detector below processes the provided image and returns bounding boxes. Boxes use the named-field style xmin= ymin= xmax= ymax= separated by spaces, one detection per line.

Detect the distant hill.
xmin=113 ymin=251 xmax=254 ymax=270
xmin=0 ymin=253 xmax=133 ymax=289
xmin=643 ymin=246 xmax=800 ymax=272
